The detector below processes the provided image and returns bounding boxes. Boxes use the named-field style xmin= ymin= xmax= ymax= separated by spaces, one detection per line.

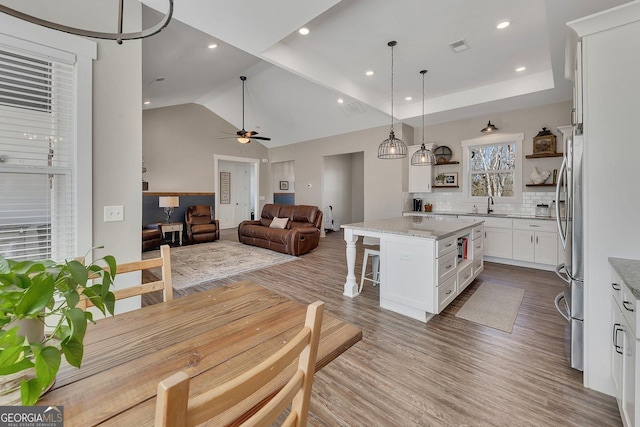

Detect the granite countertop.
xmin=609 ymin=257 xmax=640 ymax=298
xmin=341 ymin=216 xmax=483 ymax=240
xmin=403 ymin=211 xmax=557 ymax=221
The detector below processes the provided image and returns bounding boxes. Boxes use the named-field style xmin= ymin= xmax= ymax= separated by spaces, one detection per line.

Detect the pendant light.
xmin=378 ymin=41 xmax=407 ymax=159
xmin=481 ymin=121 xmax=499 ymax=133
xmin=411 ymin=70 xmax=436 ymax=166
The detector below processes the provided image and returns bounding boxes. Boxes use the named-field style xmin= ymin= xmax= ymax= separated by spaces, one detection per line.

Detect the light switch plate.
xmin=104 ymin=206 xmax=124 ymax=222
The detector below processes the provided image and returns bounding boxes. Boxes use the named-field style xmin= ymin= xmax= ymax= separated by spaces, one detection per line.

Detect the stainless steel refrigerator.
xmin=554 ymin=128 xmax=584 ymax=371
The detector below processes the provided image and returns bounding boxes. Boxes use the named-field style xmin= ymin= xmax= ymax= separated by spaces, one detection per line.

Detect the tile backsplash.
xmin=405 ymin=191 xmax=560 ymax=217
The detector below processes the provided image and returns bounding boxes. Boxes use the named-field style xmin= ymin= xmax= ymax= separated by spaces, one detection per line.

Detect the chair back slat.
xmin=155 ymin=301 xmax=324 ymax=427
xmin=80 ymin=245 xmax=173 ymax=309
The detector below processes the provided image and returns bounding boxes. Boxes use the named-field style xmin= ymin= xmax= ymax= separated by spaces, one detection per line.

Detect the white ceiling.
xmin=141 ymin=0 xmax=629 ymax=148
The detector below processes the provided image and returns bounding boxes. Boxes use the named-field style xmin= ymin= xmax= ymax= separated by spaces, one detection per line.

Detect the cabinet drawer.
xmin=438 ymin=274 xmax=457 ymax=313
xmin=457 ymin=263 xmax=473 ymax=293
xmin=612 ymin=270 xmax=624 ymax=313
xmin=472 ymin=225 xmax=483 ymax=240
xmin=481 ymin=217 xmax=512 ymax=229
xmin=621 ymin=283 xmax=637 ymax=337
xmin=473 ymin=251 xmax=484 ymax=275
xmin=512 ymin=219 xmax=557 ymax=233
xmin=470 ymin=238 xmax=483 ymax=259
xmin=437 ymin=236 xmax=457 ymax=258
xmin=437 ymin=251 xmax=457 ymax=284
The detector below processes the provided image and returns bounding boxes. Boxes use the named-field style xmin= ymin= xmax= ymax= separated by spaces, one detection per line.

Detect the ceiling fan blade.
xmin=252 ymin=136 xmax=271 ymax=141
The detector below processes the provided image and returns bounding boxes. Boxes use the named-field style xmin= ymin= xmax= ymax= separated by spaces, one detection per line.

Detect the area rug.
xmin=143 ymin=241 xmax=298 ymax=291
xmin=455 ymin=282 xmax=525 ymax=333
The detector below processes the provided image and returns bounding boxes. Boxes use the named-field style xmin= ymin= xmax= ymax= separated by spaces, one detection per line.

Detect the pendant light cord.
xmin=241 ymin=78 xmax=246 ymax=130
xmin=390 ymin=42 xmax=395 ymax=133
xmin=422 ymin=71 xmax=425 ymax=145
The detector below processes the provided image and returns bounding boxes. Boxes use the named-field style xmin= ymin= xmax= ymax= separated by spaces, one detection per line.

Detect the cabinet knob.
xmin=623 ymin=301 xmax=635 ymax=312
xmin=611 ymin=283 xmax=621 ymax=291
xmin=446 ymin=290 xmax=452 ymax=295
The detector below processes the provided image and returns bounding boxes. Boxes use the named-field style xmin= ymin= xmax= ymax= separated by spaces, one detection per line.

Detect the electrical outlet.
xmin=104 ymin=206 xmax=124 ymax=222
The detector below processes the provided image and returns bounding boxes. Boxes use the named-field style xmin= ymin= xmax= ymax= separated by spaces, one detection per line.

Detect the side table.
xmin=160 ymin=222 xmax=183 ymax=246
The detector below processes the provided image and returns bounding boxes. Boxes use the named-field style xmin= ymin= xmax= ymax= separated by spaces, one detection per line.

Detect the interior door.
xmin=232 ymin=163 xmax=251 ymax=226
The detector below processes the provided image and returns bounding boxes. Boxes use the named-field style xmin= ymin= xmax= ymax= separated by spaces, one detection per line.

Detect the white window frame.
xmin=0 ymin=14 xmax=96 ymax=261
xmin=461 ymin=132 xmax=524 ymax=203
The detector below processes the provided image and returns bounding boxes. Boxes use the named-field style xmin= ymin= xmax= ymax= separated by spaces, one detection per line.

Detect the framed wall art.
xmin=532 ymin=127 xmax=556 ymax=154
xmin=435 ymin=172 xmax=458 ymax=187
xmin=279 ymin=180 xmax=289 ymax=191
xmin=220 ymin=171 xmax=230 ymax=204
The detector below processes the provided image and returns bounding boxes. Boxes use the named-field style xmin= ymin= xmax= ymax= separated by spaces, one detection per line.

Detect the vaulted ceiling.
xmin=141 ymin=0 xmax=629 ymax=147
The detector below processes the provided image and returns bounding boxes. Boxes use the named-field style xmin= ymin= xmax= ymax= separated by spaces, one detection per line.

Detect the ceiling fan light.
xmin=237 ymin=137 xmax=251 ymax=144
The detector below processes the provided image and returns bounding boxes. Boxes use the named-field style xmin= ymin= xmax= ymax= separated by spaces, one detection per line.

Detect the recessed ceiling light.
xmin=496 ymin=20 xmax=511 ymax=30
xmin=298 ymin=27 xmax=310 ymax=35
xmin=337 ymin=98 xmax=344 ymax=104
xmin=143 ymin=101 xmax=151 ymax=105
xmin=208 ymin=43 xmax=218 ymax=49
xmin=405 ymin=96 xmax=412 ymax=101
xmin=515 ymin=66 xmax=527 ymax=72
xmin=365 ymin=70 xmax=374 ymax=76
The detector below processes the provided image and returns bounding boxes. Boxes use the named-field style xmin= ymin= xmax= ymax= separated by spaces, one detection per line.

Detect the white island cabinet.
xmin=342 ymin=216 xmax=483 ymax=322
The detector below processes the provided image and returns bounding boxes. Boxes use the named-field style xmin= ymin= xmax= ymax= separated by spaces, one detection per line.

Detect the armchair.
xmin=185 ymin=205 xmax=219 ymax=244
xmin=142 ymin=223 xmax=162 ymax=252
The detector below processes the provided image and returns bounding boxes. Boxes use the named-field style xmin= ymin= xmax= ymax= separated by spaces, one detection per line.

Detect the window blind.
xmin=0 ymin=46 xmax=76 ymax=262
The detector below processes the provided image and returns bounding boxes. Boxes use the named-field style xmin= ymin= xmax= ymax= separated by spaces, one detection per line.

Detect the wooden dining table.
xmin=39 ymin=280 xmax=362 ymax=426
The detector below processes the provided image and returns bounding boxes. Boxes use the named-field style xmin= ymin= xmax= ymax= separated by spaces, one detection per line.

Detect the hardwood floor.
xmin=144 ymin=229 xmax=621 ymax=426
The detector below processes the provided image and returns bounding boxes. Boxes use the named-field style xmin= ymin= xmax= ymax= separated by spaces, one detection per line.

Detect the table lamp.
xmin=159 ymin=196 xmax=179 ymax=223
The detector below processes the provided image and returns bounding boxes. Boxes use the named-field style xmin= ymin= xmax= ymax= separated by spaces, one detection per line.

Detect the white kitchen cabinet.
xmin=484 ymin=228 xmax=512 ymax=259
xmin=610 ymin=259 xmax=640 ymax=427
xmin=512 ymin=220 xmax=558 ymax=266
xmin=408 ymin=145 xmax=433 ymax=193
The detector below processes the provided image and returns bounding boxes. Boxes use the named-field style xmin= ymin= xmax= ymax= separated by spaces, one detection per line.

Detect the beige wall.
xmin=269 ymin=100 xmax=572 ymax=218
xmin=142 ymin=104 xmax=269 ymax=204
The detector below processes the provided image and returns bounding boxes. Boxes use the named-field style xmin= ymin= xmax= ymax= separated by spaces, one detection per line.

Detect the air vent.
xmin=448 ymin=39 xmax=469 ymax=53
xmin=340 ymin=101 xmax=366 ymax=116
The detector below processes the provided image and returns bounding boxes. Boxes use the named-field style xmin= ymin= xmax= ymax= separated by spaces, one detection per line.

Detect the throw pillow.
xmin=270 ymin=217 xmax=288 ymax=229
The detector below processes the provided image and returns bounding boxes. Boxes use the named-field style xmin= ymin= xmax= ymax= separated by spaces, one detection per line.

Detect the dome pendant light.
xmin=378 ymin=41 xmax=407 ymax=159
xmin=481 ymin=121 xmax=499 ymax=133
xmin=411 ymin=70 xmax=436 ymax=166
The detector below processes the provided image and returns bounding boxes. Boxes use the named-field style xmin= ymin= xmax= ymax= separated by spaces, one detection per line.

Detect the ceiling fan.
xmin=229 ymin=76 xmax=271 ymax=144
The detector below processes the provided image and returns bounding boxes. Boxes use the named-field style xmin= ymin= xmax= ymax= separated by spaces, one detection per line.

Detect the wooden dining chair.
xmin=155 ymin=300 xmax=325 ymax=427
xmin=79 ymin=244 xmax=173 ymax=309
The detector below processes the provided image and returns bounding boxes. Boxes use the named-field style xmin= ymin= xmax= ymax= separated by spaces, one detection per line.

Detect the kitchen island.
xmin=342 ymin=216 xmax=484 ymax=322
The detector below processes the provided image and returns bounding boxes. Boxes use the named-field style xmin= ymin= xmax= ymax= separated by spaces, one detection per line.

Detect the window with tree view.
xmin=469 ymin=143 xmax=516 ymax=197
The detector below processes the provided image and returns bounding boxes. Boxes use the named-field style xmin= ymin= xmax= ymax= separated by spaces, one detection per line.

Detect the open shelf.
xmin=433 ymin=185 xmax=460 ymax=188
xmin=525 ymin=153 xmax=563 ymax=159
xmin=525 ymin=183 xmax=556 ymax=187
xmin=435 ymin=161 xmax=460 ymax=165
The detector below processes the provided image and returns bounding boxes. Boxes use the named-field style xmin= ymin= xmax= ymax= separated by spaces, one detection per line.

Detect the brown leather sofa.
xmin=185 ymin=205 xmax=220 ymax=244
xmin=238 ymin=204 xmax=323 ymax=256
xmin=142 ymin=223 xmax=162 ymax=252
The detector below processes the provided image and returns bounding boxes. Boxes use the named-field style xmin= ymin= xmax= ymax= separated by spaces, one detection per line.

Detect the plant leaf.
xmin=0 ymin=358 xmax=34 ymax=375
xmin=60 ymin=336 xmax=83 ymax=368
xmin=64 ymin=308 xmax=87 ymax=341
xmin=20 ymin=378 xmax=42 ymax=406
xmin=34 ymin=346 xmax=60 ymax=390
xmin=66 ymin=259 xmax=89 ymax=286
xmin=15 ymin=274 xmax=54 ymax=317
xmin=103 ymin=292 xmax=115 ymax=316
xmin=0 ymin=256 xmax=9 ymax=274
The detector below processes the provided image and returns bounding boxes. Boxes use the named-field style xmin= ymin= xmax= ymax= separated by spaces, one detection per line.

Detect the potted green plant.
xmin=0 ymin=252 xmax=117 ymax=405
xmin=435 ymin=174 xmax=446 ymax=185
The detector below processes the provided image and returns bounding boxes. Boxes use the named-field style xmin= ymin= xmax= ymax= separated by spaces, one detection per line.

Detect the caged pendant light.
xmin=411 ymin=70 xmax=436 ymax=166
xmin=378 ymin=41 xmax=407 ymax=159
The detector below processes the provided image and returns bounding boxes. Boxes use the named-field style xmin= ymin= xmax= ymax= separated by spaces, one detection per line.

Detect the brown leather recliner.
xmin=185 ymin=205 xmax=220 ymax=244
xmin=142 ymin=223 xmax=162 ymax=252
xmin=237 ymin=204 xmax=323 ymax=256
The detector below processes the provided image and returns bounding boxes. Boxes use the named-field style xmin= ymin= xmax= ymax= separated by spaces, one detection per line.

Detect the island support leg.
xmin=343 ymin=229 xmax=359 ymax=297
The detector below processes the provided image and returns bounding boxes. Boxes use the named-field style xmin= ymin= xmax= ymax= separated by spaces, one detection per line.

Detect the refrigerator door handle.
xmin=555 ymin=292 xmax=571 ymax=322
xmin=555 ymin=263 xmax=571 ymax=284
xmin=556 ymin=155 xmax=568 ymax=249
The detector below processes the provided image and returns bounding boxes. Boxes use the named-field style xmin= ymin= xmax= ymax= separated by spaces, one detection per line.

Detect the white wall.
xmin=351 ymin=152 xmax=365 ymax=222
xmin=272 ymin=161 xmax=295 ymax=193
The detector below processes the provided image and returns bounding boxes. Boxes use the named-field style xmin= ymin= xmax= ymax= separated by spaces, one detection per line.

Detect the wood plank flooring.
xmin=144 ymin=229 xmax=621 ymax=426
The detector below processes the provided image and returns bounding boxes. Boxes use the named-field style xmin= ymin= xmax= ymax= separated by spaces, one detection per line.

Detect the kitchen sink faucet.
xmin=487 ymin=196 xmax=494 ymax=214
